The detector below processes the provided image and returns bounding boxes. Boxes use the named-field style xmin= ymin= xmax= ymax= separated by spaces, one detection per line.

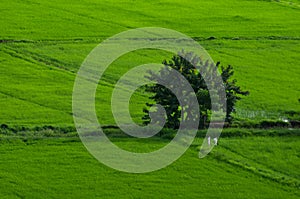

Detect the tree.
xmin=219 ymin=62 xmax=249 ymax=121
xmin=142 ymin=51 xmax=249 ymax=129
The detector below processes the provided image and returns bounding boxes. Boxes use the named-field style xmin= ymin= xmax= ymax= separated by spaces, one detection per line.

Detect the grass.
xmin=218 ymin=136 xmax=300 ymax=180
xmin=0 ymin=0 xmax=300 ymax=197
xmin=1 ymin=39 xmax=299 ymax=125
xmin=0 ymin=136 xmax=299 ymax=198
xmin=0 ymin=0 xmax=300 ymax=125
xmin=1 ymin=0 xmax=300 ymax=40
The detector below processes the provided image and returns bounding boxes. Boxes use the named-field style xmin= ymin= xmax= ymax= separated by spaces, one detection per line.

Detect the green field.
xmin=0 ymin=0 xmax=300 ymax=198
xmin=0 ymin=136 xmax=299 ymax=198
xmin=1 ymin=0 xmax=300 ymax=125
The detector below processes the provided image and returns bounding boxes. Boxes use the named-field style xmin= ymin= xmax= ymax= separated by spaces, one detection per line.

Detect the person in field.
xmin=213 ymin=137 xmax=218 ymax=145
xmin=208 ymin=136 xmax=218 ymax=146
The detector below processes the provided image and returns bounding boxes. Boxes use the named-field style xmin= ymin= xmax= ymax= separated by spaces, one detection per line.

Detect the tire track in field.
xmin=1 ymin=46 xmax=75 ymax=74
xmin=17 ymin=0 xmax=133 ymax=30
xmin=1 ymin=44 xmax=150 ymax=88
xmin=0 ymin=91 xmax=72 ymax=117
xmin=22 ymin=0 xmax=174 ymax=31
xmin=0 ymin=48 xmax=73 ymax=116
xmin=1 ymin=45 xmax=119 ymax=89
xmin=213 ymin=145 xmax=300 ymax=189
xmin=220 ymin=144 xmax=299 ymax=179
xmin=0 ymin=47 xmax=118 ymax=115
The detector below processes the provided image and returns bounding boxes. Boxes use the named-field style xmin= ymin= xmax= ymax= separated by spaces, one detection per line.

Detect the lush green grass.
xmin=1 ymin=0 xmax=300 ymax=40
xmin=217 ymin=136 xmax=300 ymax=179
xmin=1 ymin=0 xmax=299 ymax=125
xmin=0 ymin=1 xmax=299 ymax=198
xmin=202 ymin=39 xmax=300 ymax=117
xmin=0 ymin=46 xmax=162 ymax=125
xmin=0 ymin=50 xmax=74 ymax=126
xmin=1 ymin=39 xmax=299 ymax=125
xmin=0 ymin=136 xmax=299 ymax=198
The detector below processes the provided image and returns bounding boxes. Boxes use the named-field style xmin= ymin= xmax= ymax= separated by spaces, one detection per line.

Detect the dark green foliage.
xmin=259 ymin=120 xmax=289 ymax=128
xmin=218 ymin=62 xmax=250 ymax=120
xmin=143 ymin=51 xmax=249 ymax=129
xmin=0 ymin=124 xmax=77 ymax=137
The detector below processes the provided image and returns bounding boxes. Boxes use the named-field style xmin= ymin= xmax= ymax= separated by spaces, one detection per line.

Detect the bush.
xmin=259 ymin=120 xmax=289 ymax=128
xmin=290 ymin=120 xmax=300 ymax=128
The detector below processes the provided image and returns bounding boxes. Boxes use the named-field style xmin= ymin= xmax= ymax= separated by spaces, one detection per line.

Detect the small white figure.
xmin=207 ymin=136 xmax=211 ymax=146
xmin=213 ymin=137 xmax=218 ymax=146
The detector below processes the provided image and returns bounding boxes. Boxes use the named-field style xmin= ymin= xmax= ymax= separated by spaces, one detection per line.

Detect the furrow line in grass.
xmin=1 ymin=36 xmax=300 ymax=44
xmin=212 ymin=145 xmax=300 ymax=189
xmin=2 ymin=46 xmax=75 ymax=74
xmin=193 ymin=36 xmax=300 ymax=41
xmin=272 ymin=0 xmax=300 ymax=9
xmin=219 ymin=143 xmax=298 ymax=179
xmin=2 ymin=45 xmax=127 ymax=85
xmin=2 ymin=46 xmax=121 ymax=91
xmin=0 ymin=38 xmax=102 ymax=45
xmin=20 ymin=0 xmax=133 ymax=30
xmin=47 ymin=6 xmax=133 ymax=30
xmin=0 ymin=91 xmax=72 ymax=117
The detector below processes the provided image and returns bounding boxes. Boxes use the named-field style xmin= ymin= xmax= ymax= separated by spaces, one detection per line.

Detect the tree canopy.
xmin=143 ymin=51 xmax=249 ymax=129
